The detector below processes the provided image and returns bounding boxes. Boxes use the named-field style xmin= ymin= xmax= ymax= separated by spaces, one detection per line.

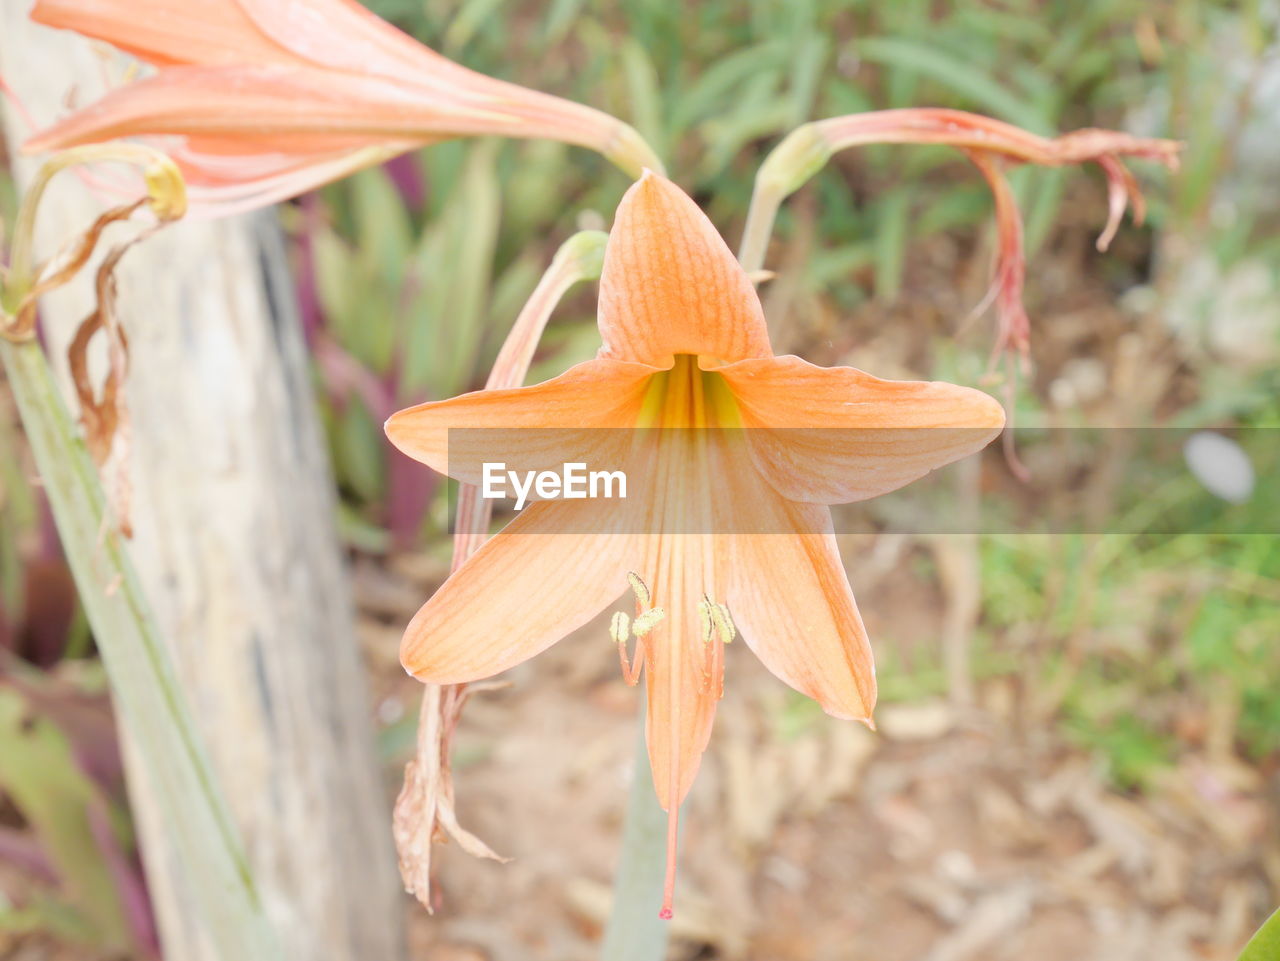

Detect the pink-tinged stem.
xmin=742 ymin=109 xmax=1180 ymax=362
xmin=964 ymin=149 xmax=1029 ymax=366
xmin=88 ymin=803 xmax=161 ymax=957
xmin=446 ymin=230 xmax=607 ymax=556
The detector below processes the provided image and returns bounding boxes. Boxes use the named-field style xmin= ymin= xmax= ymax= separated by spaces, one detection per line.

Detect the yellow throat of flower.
xmin=635 ymin=354 xmax=743 ymax=430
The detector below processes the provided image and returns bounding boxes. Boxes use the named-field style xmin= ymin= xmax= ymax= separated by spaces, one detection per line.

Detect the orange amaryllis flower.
xmin=23 ymin=0 xmax=660 ymax=216
xmin=385 ymin=173 xmax=1005 ymax=917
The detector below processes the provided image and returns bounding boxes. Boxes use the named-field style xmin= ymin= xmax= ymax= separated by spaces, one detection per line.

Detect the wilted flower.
xmin=743 ymin=108 xmax=1181 ymax=364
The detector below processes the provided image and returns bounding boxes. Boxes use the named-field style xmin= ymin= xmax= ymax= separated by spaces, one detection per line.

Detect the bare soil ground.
xmin=358 ymin=546 xmax=1279 ymax=961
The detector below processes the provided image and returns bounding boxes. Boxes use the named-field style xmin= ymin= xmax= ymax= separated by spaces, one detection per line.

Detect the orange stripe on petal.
xmin=598 ymin=173 xmax=771 ymax=368
xmin=719 ymin=355 xmax=1005 ymax=504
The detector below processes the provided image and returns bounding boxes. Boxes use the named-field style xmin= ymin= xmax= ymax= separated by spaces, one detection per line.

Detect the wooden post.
xmin=0 ymin=7 xmax=406 ymax=960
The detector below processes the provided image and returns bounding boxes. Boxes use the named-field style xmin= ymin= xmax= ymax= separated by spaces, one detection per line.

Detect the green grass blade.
xmin=1239 ymin=907 xmax=1280 ymax=961
xmin=854 ymin=36 xmax=1050 ymax=132
xmin=0 ymin=338 xmax=283 ymax=961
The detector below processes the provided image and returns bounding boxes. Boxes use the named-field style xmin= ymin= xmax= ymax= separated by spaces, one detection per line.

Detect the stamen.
xmin=612 ymin=574 xmax=660 ymax=686
xmin=708 ymin=599 xmax=735 ymax=644
xmin=696 ymin=599 xmax=713 ymax=644
xmin=696 ymin=595 xmax=732 ymax=699
xmin=632 ymin=607 xmax=666 ymax=636
xmin=609 ymin=611 xmax=631 ymax=645
xmin=626 ymin=571 xmax=651 ymax=610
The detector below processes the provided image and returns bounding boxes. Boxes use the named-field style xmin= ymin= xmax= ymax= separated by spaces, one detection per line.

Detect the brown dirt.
xmin=362 ymin=547 xmax=1278 ymax=961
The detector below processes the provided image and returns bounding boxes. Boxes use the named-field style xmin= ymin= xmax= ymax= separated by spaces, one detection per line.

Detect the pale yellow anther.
xmin=696 ymin=600 xmax=713 ymax=644
xmin=714 ymin=602 xmax=736 ymax=644
xmin=143 ymin=155 xmax=188 ymax=222
xmin=626 ymin=571 xmax=651 ymax=610
xmin=700 ymin=594 xmax=735 ymax=645
xmin=632 ymin=607 xmax=666 ymax=637
xmin=609 ymin=611 xmax=631 ymax=645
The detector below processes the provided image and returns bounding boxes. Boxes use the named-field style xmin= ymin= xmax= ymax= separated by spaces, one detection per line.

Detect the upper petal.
xmin=384 ymin=357 xmax=655 ymax=485
xmin=598 ymin=173 xmax=771 ymax=368
xmin=23 ymin=63 xmax=518 ymax=153
xmin=719 ymin=354 xmax=1005 ymax=504
xmin=233 ymin=0 xmax=458 ymax=84
xmin=30 ymin=0 xmax=298 ymax=68
xmin=233 ymin=0 xmax=637 ymax=153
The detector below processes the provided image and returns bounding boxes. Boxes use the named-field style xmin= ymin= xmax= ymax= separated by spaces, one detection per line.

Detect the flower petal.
xmin=233 ymin=0 xmax=456 ymax=83
xmin=384 ymin=358 xmax=656 ymax=485
xmin=24 ymin=64 xmax=505 ymax=153
xmin=719 ymin=354 xmax=1005 ymax=503
xmin=635 ymin=536 xmax=722 ymax=812
xmin=234 ymin=0 xmax=635 ymax=152
xmin=633 ymin=524 xmax=725 ymax=917
xmin=719 ymin=475 xmax=875 ymax=721
xmin=400 ymin=500 xmax=635 ymax=682
xmin=164 ymin=137 xmax=420 ymax=217
xmin=598 ymin=173 xmax=772 ymax=368
xmin=30 ymin=0 xmax=296 ymax=68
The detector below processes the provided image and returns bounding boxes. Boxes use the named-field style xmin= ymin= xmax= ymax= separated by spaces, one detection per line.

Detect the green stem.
xmin=0 ymin=337 xmax=283 ymax=961
xmin=738 ymin=122 xmax=833 ymax=274
xmin=600 ymin=705 xmax=672 ymax=961
xmin=738 ymin=179 xmax=787 ymax=277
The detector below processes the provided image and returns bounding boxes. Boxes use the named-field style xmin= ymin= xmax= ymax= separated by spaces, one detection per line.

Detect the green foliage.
xmin=981 ymin=531 xmax=1280 ymax=787
xmin=1238 ymin=907 xmax=1280 ymax=961
xmin=0 ymin=687 xmax=130 ymax=948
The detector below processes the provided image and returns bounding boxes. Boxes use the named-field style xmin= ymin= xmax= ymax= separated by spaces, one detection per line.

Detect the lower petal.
xmin=633 ymin=530 xmax=725 ymax=918
xmin=400 ymin=498 xmax=636 ymax=683
xmin=723 ymin=483 xmax=876 ymax=723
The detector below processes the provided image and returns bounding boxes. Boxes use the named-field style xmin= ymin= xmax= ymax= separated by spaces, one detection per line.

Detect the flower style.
xmin=386 ymin=173 xmax=1005 ymax=917
xmin=23 ymin=0 xmax=660 ymax=216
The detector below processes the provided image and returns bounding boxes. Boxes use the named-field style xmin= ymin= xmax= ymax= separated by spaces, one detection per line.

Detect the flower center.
xmin=635 ymin=353 xmax=742 ymax=430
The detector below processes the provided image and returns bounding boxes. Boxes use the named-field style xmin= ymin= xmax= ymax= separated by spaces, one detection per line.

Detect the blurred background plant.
xmin=3 ymin=0 xmax=1279 ymax=958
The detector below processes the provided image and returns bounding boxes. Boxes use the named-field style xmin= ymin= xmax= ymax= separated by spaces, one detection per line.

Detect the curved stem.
xmin=8 ymin=144 xmax=183 ymax=286
xmin=738 ymin=122 xmax=833 ymax=275
xmin=601 ymin=705 xmax=674 ymax=960
xmin=738 ymin=180 xmax=786 ymax=277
